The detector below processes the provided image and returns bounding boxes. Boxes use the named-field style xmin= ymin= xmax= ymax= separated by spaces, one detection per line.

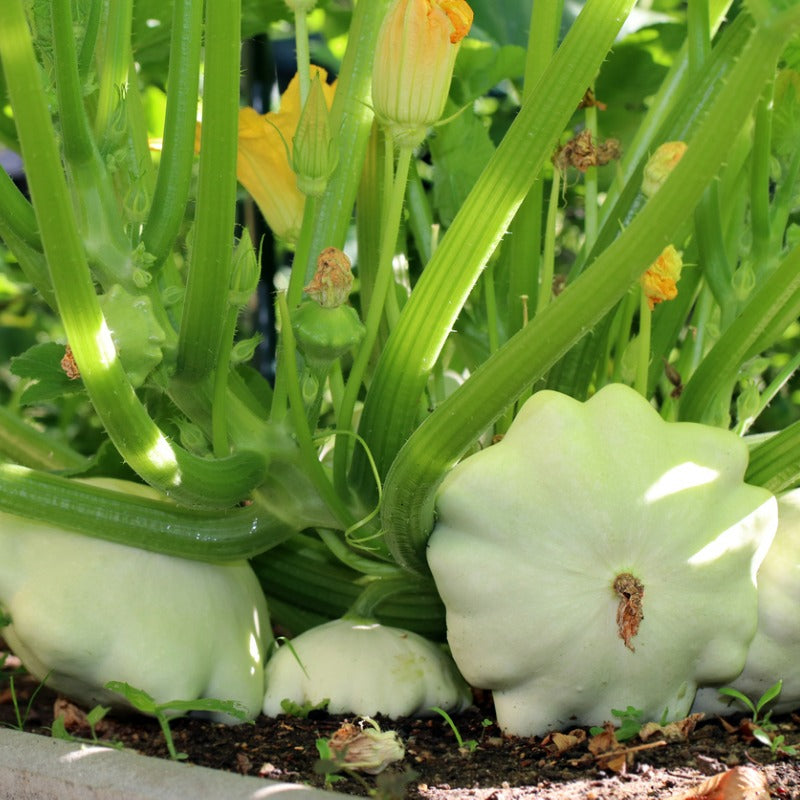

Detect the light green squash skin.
xmin=428 ymin=384 xmax=778 ymax=736
xmin=0 ymin=479 xmax=271 ymax=721
xmin=262 ymin=618 xmax=472 ymax=718
xmin=693 ymin=487 xmax=800 ymax=716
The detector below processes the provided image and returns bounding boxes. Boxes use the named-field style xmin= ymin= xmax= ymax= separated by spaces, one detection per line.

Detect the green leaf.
xmin=86 ymin=704 xmax=111 ymax=728
xmin=717 ymin=686 xmax=757 ymax=715
xmin=756 ymin=679 xmax=784 ymax=714
xmin=157 ymin=697 xmax=249 ymax=720
xmin=452 ymin=41 xmax=526 ymax=105
xmin=104 ymin=681 xmax=158 ymax=715
xmin=10 ymin=342 xmax=85 ymax=404
xmin=50 ymin=716 xmax=72 ymax=741
xmin=431 ymin=110 xmax=495 ymax=227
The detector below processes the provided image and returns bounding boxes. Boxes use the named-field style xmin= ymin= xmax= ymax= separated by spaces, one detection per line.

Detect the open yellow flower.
xmin=236 ymin=67 xmax=336 ymax=242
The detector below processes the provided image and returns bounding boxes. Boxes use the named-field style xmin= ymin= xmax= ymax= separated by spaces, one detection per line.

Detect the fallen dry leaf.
xmin=542 ymin=729 xmax=587 ymax=755
xmin=53 ymin=697 xmax=90 ymax=733
xmin=666 ymin=766 xmax=769 ymax=800
xmin=639 ymin=713 xmax=704 ymax=742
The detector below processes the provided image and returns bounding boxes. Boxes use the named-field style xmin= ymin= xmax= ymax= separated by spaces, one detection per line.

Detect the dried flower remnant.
xmin=372 ymin=0 xmax=473 ymax=147
xmin=61 ymin=345 xmax=80 ymax=380
xmin=327 ymin=718 xmax=405 ymax=775
xmin=553 ymin=129 xmax=621 ymax=173
xmin=641 ymin=245 xmax=683 ymax=310
xmin=614 ymin=572 xmax=644 ymax=651
xmin=642 ymin=141 xmax=688 ymax=198
xmin=304 ymin=247 xmax=354 ymax=308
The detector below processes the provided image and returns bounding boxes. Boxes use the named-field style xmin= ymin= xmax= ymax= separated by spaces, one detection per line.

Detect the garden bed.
xmin=3 ymin=666 xmax=800 ymax=799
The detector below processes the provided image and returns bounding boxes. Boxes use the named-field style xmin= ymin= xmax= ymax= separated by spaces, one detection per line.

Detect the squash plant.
xmin=0 ymin=0 xmax=799 ymax=735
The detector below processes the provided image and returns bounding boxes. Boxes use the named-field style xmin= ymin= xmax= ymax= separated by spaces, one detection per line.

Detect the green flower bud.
xmin=229 ymin=231 xmax=260 ymax=307
xmin=292 ymin=74 xmax=339 ymax=197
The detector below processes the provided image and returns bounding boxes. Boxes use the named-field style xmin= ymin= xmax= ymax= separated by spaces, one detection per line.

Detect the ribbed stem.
xmin=140 ymin=0 xmax=203 ymax=265
xmin=176 ymin=0 xmax=241 ymax=381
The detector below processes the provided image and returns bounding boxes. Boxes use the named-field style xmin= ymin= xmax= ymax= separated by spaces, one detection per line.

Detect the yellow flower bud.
xmin=372 ymin=0 xmax=473 ymax=148
xmin=642 ymin=142 xmax=687 ymax=198
xmin=640 ymin=245 xmax=683 ymax=310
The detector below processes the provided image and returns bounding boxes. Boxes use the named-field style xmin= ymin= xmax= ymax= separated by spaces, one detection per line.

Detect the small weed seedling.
xmin=2 ymin=667 xmax=51 ymax=732
xmin=590 ymin=705 xmax=648 ymax=742
xmin=50 ymin=704 xmax=124 ymax=750
xmin=430 ymin=706 xmax=488 ymax=753
xmin=104 ymin=680 xmax=249 ymax=760
xmin=718 ymin=679 xmax=798 ymax=757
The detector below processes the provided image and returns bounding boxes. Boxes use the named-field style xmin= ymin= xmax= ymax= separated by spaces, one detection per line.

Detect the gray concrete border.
xmin=0 ymin=728 xmax=346 ymax=799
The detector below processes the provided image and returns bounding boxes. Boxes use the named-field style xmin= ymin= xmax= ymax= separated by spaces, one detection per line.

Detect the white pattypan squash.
xmin=0 ymin=479 xmax=271 ymax=721
xmin=262 ymin=618 xmax=471 ymax=718
xmin=693 ymin=487 xmax=800 ymax=716
xmin=427 ymin=384 xmax=777 ymax=736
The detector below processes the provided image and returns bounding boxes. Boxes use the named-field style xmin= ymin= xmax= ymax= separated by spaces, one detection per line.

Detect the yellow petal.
xmin=234 ymin=67 xmax=336 ymax=241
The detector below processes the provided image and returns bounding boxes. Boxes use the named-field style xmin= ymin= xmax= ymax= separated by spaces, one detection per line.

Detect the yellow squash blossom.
xmin=641 ymin=245 xmax=683 ymax=310
xmin=372 ymin=0 xmax=473 ymax=148
xmin=236 ymin=67 xmax=336 ymax=242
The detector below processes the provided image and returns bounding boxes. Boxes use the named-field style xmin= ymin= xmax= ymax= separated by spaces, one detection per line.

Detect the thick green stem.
xmin=176 ymin=0 xmax=241 ymax=382
xmin=140 ymin=0 xmax=203 ymax=265
xmin=93 ymin=0 xmax=132 ymax=143
xmin=680 ymin=240 xmax=800 ymax=423
xmin=380 ymin=17 xmax=798 ymax=574
xmin=0 ymin=406 xmax=88 ymax=472
xmin=0 ymin=0 xmax=265 ymax=508
xmin=350 ymin=0 xmax=638 ymax=492
xmin=506 ymin=0 xmax=563 ymax=329
xmin=0 ymin=463 xmax=291 ymax=561
xmin=0 ymin=163 xmax=39 ymax=250
xmin=750 ymin=80 xmax=774 ymax=269
xmin=334 ymin=145 xmax=413 ymax=493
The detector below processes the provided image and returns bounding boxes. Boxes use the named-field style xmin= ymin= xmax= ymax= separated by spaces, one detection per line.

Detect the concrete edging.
xmin=0 ymin=728 xmax=345 ymax=800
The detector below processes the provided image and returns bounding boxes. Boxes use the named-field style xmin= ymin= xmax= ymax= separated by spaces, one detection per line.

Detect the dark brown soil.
xmin=3 ymin=657 xmax=800 ymax=800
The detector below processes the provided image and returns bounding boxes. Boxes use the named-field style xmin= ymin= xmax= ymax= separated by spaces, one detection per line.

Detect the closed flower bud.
xmin=372 ymin=0 xmax=473 ymax=148
xmin=642 ymin=142 xmax=687 ymax=198
xmin=640 ymin=245 xmax=683 ymax=310
xmin=292 ymin=74 xmax=339 ymax=197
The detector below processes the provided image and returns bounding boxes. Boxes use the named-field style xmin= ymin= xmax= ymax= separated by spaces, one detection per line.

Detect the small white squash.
xmin=0 ymin=479 xmax=270 ymax=721
xmin=427 ymin=384 xmax=777 ymax=735
xmin=262 ymin=617 xmax=471 ymax=718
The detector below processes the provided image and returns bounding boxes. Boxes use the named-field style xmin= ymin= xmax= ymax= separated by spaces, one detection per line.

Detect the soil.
xmin=3 ymin=656 xmax=800 ymax=800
